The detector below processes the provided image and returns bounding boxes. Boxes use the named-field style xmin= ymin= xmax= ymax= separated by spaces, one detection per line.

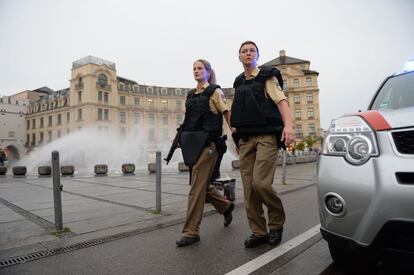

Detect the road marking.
xmin=225 ymin=224 xmax=321 ymax=275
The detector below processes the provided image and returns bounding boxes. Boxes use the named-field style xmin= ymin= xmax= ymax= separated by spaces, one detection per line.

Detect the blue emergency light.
xmin=403 ymin=59 xmax=414 ymax=72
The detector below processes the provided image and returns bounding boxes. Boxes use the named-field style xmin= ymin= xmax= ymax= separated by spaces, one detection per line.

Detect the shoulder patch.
xmin=218 ymin=89 xmax=227 ymax=103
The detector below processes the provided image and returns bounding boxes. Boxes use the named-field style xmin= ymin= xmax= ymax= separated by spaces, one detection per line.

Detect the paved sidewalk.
xmin=0 ymin=162 xmax=317 ymax=261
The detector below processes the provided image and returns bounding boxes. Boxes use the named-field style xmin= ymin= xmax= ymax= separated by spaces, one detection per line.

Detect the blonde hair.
xmin=194 ymin=59 xmax=217 ymax=84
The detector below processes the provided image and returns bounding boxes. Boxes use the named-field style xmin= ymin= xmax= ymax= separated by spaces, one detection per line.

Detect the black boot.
xmin=176 ymin=235 xmax=200 ymax=247
xmin=244 ymin=234 xmax=268 ymax=248
xmin=268 ymin=228 xmax=283 ymax=246
xmin=223 ymin=202 xmax=234 ymax=227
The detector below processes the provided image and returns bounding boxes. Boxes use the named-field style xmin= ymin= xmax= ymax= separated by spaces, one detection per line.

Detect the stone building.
xmin=25 ymin=56 xmax=189 ymax=150
xmin=10 ymin=87 xmax=53 ymax=103
xmin=0 ymin=96 xmax=29 ymax=161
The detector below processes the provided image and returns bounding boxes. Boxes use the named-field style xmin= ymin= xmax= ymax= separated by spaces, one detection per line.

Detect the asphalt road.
xmin=273 ymin=239 xmax=414 ymax=275
xmin=1 ymin=185 xmax=320 ymax=275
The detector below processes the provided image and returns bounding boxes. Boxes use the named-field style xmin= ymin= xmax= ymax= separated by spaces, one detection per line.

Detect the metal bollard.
xmin=316 ymin=153 xmax=320 ymax=176
xmin=282 ymin=149 xmax=287 ymax=185
xmin=156 ymin=151 xmax=162 ymax=212
xmin=51 ymin=151 xmax=63 ymax=230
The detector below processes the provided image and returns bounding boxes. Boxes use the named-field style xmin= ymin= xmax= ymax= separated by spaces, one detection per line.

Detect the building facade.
xmin=261 ymin=50 xmax=321 ymax=140
xmin=10 ymin=88 xmax=52 ymax=103
xmin=25 ymin=56 xmax=189 ymax=150
xmin=0 ymin=96 xmax=29 ymax=161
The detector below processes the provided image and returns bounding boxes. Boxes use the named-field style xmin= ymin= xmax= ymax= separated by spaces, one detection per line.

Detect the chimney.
xmin=279 ymin=50 xmax=286 ymax=57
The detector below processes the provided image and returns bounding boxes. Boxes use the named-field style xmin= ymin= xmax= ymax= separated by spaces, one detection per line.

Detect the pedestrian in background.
xmin=231 ymin=41 xmax=295 ymax=248
xmin=176 ymin=59 xmax=234 ymax=247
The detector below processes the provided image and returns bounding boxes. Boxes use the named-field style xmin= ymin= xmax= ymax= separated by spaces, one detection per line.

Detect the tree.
xmin=295 ymin=141 xmax=306 ymax=151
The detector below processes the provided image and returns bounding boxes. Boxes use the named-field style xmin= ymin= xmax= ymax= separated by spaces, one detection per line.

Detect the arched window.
xmin=98 ymin=74 xmax=108 ymax=88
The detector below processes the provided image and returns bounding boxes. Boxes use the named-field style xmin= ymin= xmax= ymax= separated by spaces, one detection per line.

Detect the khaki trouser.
xmin=182 ymin=143 xmax=231 ymax=237
xmin=239 ymin=134 xmax=285 ymax=237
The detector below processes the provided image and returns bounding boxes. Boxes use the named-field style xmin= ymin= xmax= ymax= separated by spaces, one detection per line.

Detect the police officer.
xmin=231 ymin=41 xmax=295 ymax=248
xmin=176 ymin=59 xmax=234 ymax=247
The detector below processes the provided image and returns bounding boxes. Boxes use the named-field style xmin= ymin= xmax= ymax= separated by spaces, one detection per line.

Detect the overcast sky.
xmin=1 ymin=0 xmax=413 ymax=128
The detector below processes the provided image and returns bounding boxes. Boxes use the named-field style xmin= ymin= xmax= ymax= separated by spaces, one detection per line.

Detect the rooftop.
xmin=261 ymin=50 xmax=310 ymax=67
xmin=72 ymin=56 xmax=116 ymax=70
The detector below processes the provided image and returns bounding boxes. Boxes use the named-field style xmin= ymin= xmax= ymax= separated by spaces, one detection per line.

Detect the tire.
xmin=328 ymin=243 xmax=378 ymax=273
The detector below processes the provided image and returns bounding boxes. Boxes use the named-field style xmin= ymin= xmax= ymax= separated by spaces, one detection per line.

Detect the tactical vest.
xmin=182 ymin=84 xmax=223 ymax=139
xmin=231 ymin=66 xmax=284 ymax=137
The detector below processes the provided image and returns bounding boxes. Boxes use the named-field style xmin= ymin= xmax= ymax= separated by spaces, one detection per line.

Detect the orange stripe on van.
xmin=357 ymin=110 xmax=391 ymax=131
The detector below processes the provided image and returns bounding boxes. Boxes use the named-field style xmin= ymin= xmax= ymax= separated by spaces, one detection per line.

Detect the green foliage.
xmin=50 ymin=227 xmax=71 ymax=236
xmin=150 ymin=209 xmax=161 ymax=215
xmin=295 ymin=141 xmax=306 ymax=151
xmin=304 ymin=136 xmax=319 ymax=148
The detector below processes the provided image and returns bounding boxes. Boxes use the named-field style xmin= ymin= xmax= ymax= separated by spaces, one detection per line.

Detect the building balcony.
xmin=96 ymin=84 xmax=112 ymax=91
xmin=131 ymin=106 xmax=145 ymax=111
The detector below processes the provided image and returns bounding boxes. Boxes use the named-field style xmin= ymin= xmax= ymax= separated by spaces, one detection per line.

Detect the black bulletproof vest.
xmin=182 ymin=84 xmax=223 ymax=138
xmin=231 ymin=66 xmax=284 ymax=137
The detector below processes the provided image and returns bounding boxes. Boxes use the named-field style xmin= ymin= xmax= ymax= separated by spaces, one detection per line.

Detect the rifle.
xmin=164 ymin=124 xmax=184 ymax=165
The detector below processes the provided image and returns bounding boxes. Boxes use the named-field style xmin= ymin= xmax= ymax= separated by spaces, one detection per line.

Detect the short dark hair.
xmin=239 ymin=41 xmax=259 ymax=55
